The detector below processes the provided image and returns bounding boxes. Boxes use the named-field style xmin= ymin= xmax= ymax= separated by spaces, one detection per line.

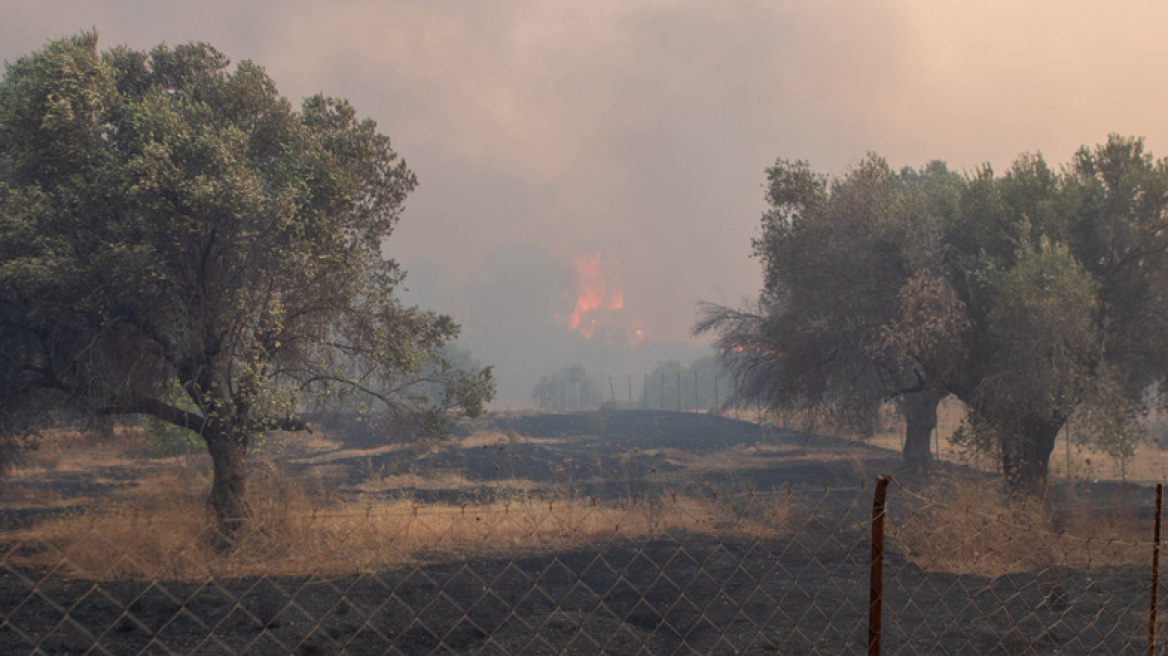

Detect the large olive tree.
xmin=0 ymin=33 xmax=493 ymax=533
xmin=696 ymin=156 xmax=967 ymax=473
xmin=944 ymin=139 xmax=1168 ymax=486
xmin=701 ymin=136 xmax=1168 ymax=488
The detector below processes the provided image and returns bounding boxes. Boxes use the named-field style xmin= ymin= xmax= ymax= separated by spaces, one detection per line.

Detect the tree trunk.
xmin=902 ymin=389 xmax=944 ymax=475
xmin=1002 ymin=417 xmax=1062 ymax=493
xmin=205 ymin=429 xmax=251 ymax=542
xmin=86 ymin=415 xmax=116 ymax=443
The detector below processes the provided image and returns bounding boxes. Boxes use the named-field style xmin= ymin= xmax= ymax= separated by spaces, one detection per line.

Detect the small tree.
xmin=532 ymin=364 xmax=599 ymax=410
xmin=0 ymin=33 xmax=493 ymax=535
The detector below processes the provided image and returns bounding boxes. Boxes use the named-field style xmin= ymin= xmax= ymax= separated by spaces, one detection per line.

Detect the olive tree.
xmin=0 ymin=33 xmax=493 ymax=533
xmin=945 ymin=139 xmax=1168 ymax=486
xmin=702 ymin=136 xmax=1168 ymax=488
xmin=696 ymin=156 xmax=967 ymax=472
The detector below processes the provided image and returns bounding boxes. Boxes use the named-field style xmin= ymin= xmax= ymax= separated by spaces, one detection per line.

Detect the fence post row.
xmin=544 ymin=369 xmax=723 ymax=412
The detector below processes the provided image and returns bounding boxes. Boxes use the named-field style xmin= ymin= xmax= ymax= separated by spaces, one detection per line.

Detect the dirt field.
xmin=0 ymin=410 xmax=1161 ymax=654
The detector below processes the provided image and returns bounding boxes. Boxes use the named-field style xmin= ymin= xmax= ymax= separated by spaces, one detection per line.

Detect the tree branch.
xmin=101 ymin=397 xmax=207 ymax=435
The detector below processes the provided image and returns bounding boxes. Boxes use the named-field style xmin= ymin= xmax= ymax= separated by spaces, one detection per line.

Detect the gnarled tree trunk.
xmin=1002 ymin=416 xmax=1062 ymax=493
xmin=205 ymin=428 xmax=251 ymax=543
xmin=902 ymin=389 xmax=944 ymax=475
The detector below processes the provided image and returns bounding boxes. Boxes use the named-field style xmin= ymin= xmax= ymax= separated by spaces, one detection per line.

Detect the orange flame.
xmin=629 ymin=320 xmax=645 ymax=346
xmin=561 ymin=253 xmax=624 ymax=339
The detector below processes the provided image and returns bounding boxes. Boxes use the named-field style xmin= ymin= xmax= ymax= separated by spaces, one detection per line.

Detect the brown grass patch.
xmin=680 ymin=444 xmax=871 ymax=476
xmin=889 ymin=475 xmax=1151 ymax=578
xmin=6 ymin=428 xmax=156 ymax=478
xmin=288 ymin=442 xmax=412 ymax=466
xmin=3 ymin=465 xmax=792 ymax=581
xmin=355 ymin=470 xmax=544 ymax=494
xmin=453 ymin=431 xmax=575 ymax=449
xmin=0 ymin=486 xmax=62 ymax=506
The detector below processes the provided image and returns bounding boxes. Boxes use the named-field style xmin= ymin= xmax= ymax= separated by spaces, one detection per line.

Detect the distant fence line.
xmin=534 ymin=369 xmax=747 ymax=416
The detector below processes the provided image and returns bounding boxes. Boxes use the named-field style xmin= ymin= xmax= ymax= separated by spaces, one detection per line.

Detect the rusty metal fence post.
xmin=869 ymin=475 xmax=891 ymax=656
xmin=1150 ymin=483 xmax=1163 ymax=656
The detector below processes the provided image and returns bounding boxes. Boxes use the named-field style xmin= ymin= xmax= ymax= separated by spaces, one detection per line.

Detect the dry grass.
xmin=866 ymin=398 xmax=1168 ymax=483
xmin=355 ymin=470 xmax=542 ymax=494
xmin=2 ymin=462 xmax=791 ymax=582
xmin=4 ymin=428 xmax=155 ymax=478
xmin=6 ymin=414 xmax=1161 ymax=586
xmin=452 ymin=431 xmax=570 ymax=448
xmin=889 ymin=474 xmax=1152 ymax=577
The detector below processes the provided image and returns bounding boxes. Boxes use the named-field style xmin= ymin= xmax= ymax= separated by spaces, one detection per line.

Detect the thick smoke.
xmin=6 ymin=1 xmax=1168 ymax=406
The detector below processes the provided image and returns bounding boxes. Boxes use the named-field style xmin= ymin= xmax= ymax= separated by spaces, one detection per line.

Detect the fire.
xmin=561 ymin=252 xmax=625 ymax=339
xmin=629 ymin=320 xmax=645 ymax=346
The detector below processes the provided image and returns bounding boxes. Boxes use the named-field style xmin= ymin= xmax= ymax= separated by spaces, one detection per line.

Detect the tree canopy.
xmin=0 ymin=33 xmax=493 ymax=532
xmin=698 ymin=136 xmax=1168 ymax=487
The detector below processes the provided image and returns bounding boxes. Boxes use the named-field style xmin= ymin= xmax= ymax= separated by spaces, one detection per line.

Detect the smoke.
xmin=6 ymin=1 xmax=1168 ymax=405
xmin=403 ymin=244 xmax=704 ymax=405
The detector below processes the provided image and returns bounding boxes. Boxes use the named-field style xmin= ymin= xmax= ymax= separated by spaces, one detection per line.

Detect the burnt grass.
xmin=0 ymin=410 xmax=1160 ymax=654
xmin=312 ymin=410 xmax=903 ymax=505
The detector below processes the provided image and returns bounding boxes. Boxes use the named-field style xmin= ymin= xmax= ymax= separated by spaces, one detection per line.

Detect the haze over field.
xmin=5 ymin=1 xmax=1168 ymax=404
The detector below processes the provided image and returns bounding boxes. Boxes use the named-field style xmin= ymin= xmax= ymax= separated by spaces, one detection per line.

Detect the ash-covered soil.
xmin=291 ymin=410 xmax=904 ymax=506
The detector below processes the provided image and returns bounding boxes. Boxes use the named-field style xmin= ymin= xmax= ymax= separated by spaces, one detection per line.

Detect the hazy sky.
xmin=5 ymin=1 xmax=1168 ymax=403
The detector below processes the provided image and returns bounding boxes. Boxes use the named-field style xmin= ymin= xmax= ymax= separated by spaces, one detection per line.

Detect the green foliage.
xmin=970 ymin=238 xmax=1099 ymax=433
xmin=700 ymin=155 xmax=954 ymax=435
xmin=703 ymin=135 xmax=1168 ymax=486
xmin=412 ymin=346 xmax=495 ymax=435
xmin=1071 ymin=365 xmax=1145 ymax=461
xmin=949 ymin=411 xmax=1000 ymax=457
xmin=0 ymin=33 xmax=494 ymax=518
xmin=945 ymin=138 xmax=1168 ymax=482
xmin=143 ymin=380 xmax=206 ymax=458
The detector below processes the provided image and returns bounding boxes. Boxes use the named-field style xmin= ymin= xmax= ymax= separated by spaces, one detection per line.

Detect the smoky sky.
xmin=5 ymin=1 xmax=1168 ymax=404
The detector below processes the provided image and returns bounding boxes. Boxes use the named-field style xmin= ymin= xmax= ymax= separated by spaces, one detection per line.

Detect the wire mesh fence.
xmin=2 ymin=470 xmax=1166 ymax=655
xmin=882 ymin=479 xmax=1161 ymax=655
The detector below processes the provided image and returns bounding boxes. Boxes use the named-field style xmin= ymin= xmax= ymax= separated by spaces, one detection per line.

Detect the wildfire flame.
xmin=561 ymin=252 xmax=624 ymax=339
xmin=629 ymin=320 xmax=645 ymax=346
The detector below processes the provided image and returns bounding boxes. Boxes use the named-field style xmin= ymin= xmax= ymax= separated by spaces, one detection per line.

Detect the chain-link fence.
xmin=882 ymin=479 xmax=1162 ymax=655
xmin=2 ymin=470 xmax=1165 ymax=655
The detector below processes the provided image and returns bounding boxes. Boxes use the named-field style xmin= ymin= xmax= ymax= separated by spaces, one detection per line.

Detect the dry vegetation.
xmin=6 ymin=485 xmax=790 ymax=581
xmin=1 ymin=425 xmax=804 ymax=582
xmin=1 ymin=409 xmax=1160 ymax=587
xmin=864 ymin=397 xmax=1168 ymax=483
xmin=889 ymin=472 xmax=1152 ymax=578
